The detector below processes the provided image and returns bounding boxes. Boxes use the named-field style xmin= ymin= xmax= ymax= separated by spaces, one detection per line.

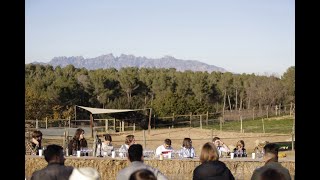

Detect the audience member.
xmin=192 ymin=142 xmax=235 ymax=180
xmin=96 ymin=134 xmax=114 ymax=157
xmin=155 ymin=139 xmax=174 ymax=158
xmin=251 ymin=143 xmax=291 ymax=180
xmin=129 ymin=169 xmax=157 ymax=180
xmin=119 ymin=135 xmax=136 ymax=155
xmin=260 ymin=168 xmax=286 ymax=180
xmin=212 ymin=136 xmax=230 ymax=157
xmin=233 ymin=140 xmax=247 ymax=157
xmin=180 ymin=137 xmax=195 ymax=158
xmin=31 ymin=144 xmax=74 ymax=180
xmin=68 ymin=128 xmax=88 ymax=156
xmin=26 ymin=130 xmax=43 ymax=155
xmin=69 ymin=167 xmax=100 ymax=180
xmin=116 ymin=144 xmax=168 ymax=180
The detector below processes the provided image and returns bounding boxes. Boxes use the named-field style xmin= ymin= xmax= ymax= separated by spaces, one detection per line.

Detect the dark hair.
xmin=125 ymin=135 xmax=135 ymax=145
xmin=32 ymin=130 xmax=43 ymax=138
xmin=182 ymin=138 xmax=192 ymax=148
xmin=128 ymin=144 xmax=143 ymax=162
xmin=44 ymin=144 xmax=63 ymax=162
xmin=129 ymin=169 xmax=157 ymax=180
xmin=212 ymin=137 xmax=220 ymax=142
xmin=237 ymin=140 xmax=245 ymax=147
xmin=73 ymin=128 xmax=85 ymax=140
xmin=164 ymin=139 xmax=171 ymax=146
xmin=264 ymin=143 xmax=279 ymax=160
xmin=104 ymin=134 xmax=112 ymax=142
xmin=260 ymin=168 xmax=286 ymax=180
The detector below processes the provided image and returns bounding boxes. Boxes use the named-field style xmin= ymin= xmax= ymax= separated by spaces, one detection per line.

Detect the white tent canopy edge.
xmin=76 ymin=105 xmax=144 ymax=114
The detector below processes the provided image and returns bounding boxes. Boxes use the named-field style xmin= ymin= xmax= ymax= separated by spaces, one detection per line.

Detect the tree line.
xmin=25 ymin=64 xmax=294 ymax=120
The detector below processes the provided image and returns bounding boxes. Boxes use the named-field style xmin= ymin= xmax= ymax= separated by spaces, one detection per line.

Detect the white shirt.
xmin=180 ymin=147 xmax=196 ymax=158
xmin=155 ymin=145 xmax=173 ymax=156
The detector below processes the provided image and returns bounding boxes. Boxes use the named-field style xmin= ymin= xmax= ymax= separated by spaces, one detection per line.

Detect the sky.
xmin=25 ymin=0 xmax=295 ymax=76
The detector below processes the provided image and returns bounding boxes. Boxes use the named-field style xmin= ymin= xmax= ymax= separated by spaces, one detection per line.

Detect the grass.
xmin=203 ymin=116 xmax=294 ymax=134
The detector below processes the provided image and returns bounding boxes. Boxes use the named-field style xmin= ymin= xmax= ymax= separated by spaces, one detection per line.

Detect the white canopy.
xmin=77 ymin=105 xmax=142 ymax=114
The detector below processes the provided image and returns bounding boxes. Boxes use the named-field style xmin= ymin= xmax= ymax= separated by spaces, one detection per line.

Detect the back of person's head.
xmin=74 ymin=128 xmax=85 ymax=140
xmin=212 ymin=137 xmax=220 ymax=142
xmin=260 ymin=168 xmax=286 ymax=180
xmin=69 ymin=167 xmax=100 ymax=180
xmin=128 ymin=144 xmax=143 ymax=162
xmin=125 ymin=135 xmax=135 ymax=145
xmin=264 ymin=143 xmax=279 ymax=160
xmin=32 ymin=130 xmax=43 ymax=138
xmin=44 ymin=144 xmax=64 ymax=163
xmin=104 ymin=134 xmax=112 ymax=142
xmin=200 ymin=142 xmax=219 ymax=163
xmin=129 ymin=169 xmax=157 ymax=180
xmin=164 ymin=139 xmax=171 ymax=146
xmin=182 ymin=138 xmax=192 ymax=148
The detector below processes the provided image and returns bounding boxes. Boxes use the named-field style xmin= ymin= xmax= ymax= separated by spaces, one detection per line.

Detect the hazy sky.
xmin=25 ymin=0 xmax=295 ymax=76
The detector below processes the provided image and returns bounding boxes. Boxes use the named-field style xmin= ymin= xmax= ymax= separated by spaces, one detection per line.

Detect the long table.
xmin=25 ymin=155 xmax=295 ymax=180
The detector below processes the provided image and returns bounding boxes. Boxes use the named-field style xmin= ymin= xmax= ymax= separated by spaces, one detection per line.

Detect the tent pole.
xmin=90 ymin=113 xmax=93 ymax=138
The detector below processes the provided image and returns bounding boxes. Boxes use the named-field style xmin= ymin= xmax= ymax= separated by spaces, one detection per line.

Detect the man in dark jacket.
xmin=251 ymin=143 xmax=291 ymax=180
xmin=31 ymin=144 xmax=74 ymax=180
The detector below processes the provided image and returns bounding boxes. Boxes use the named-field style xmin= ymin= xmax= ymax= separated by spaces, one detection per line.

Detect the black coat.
xmin=193 ymin=160 xmax=235 ymax=180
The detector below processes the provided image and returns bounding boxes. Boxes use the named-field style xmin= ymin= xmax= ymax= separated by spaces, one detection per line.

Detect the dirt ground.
xmin=42 ymin=127 xmax=295 ymax=158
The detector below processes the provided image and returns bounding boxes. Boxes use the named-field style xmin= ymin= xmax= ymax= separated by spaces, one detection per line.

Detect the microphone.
xmin=96 ymin=135 xmax=102 ymax=144
xmin=96 ymin=135 xmax=103 ymax=157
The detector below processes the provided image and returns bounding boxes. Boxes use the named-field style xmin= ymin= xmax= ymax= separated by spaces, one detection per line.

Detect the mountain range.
xmin=29 ymin=54 xmax=228 ymax=73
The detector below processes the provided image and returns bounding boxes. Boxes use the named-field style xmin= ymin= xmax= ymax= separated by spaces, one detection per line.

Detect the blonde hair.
xmin=199 ymin=142 xmax=219 ymax=163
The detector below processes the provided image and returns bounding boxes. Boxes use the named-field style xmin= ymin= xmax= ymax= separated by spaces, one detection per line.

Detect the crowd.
xmin=26 ymin=129 xmax=292 ymax=180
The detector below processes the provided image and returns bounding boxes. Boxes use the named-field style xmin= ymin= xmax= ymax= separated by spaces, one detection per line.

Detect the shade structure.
xmin=76 ymin=105 xmax=141 ymax=114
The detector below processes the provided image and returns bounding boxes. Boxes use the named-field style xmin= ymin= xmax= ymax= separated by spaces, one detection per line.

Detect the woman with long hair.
xmin=68 ymin=128 xmax=88 ymax=156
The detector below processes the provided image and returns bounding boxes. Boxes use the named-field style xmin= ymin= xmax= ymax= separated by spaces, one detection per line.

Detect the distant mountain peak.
xmin=29 ymin=53 xmax=228 ymax=73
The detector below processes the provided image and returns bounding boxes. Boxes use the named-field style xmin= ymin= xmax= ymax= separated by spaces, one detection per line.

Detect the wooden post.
xmin=275 ymin=105 xmax=278 ymax=116
xmin=262 ymin=118 xmax=265 ymax=134
xmin=172 ymin=113 xmax=175 ymax=128
xmin=122 ymin=120 xmax=125 ymax=132
xmin=143 ymin=130 xmax=146 ymax=149
xmin=105 ymin=119 xmax=108 ymax=132
xmin=279 ymin=103 xmax=281 ymax=115
xmin=252 ymin=108 xmax=255 ymax=120
xmin=266 ymin=106 xmax=269 ymax=119
xmin=206 ymin=111 xmax=209 ymax=126
xmin=63 ymin=129 xmax=66 ymax=149
xmin=290 ymin=102 xmax=293 ymax=116
xmin=133 ymin=123 xmax=135 ymax=133
xmin=240 ymin=115 xmax=243 ymax=133
xmin=68 ymin=116 xmax=71 ymax=128
xmin=45 ymin=117 xmax=48 ymax=129
xmin=211 ymin=129 xmax=213 ymax=141
xmin=219 ymin=117 xmax=222 ymax=132
xmin=153 ymin=115 xmax=156 ymax=130
xmin=90 ymin=113 xmax=93 ymax=138
xmin=113 ymin=118 xmax=116 ymax=131
xmin=36 ymin=119 xmax=38 ymax=129
xmin=189 ymin=112 xmax=192 ymax=127
xmin=148 ymin=108 xmax=152 ymax=135
xmin=200 ymin=115 xmax=202 ymax=129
